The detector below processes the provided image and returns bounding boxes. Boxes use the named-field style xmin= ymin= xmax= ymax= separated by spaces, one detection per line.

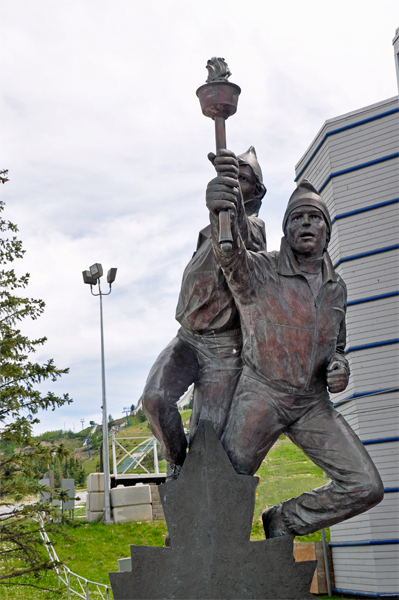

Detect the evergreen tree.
xmin=0 ymin=175 xmax=72 ymax=590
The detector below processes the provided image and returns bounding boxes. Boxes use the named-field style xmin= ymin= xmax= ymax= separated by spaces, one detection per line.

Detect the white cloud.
xmin=1 ymin=0 xmax=397 ymax=432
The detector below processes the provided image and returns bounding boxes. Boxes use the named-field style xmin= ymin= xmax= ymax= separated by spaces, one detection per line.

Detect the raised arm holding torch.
xmin=197 ymin=57 xmax=241 ymax=251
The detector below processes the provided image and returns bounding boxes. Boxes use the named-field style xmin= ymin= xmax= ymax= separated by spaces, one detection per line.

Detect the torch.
xmin=196 ymin=58 xmax=241 ymax=251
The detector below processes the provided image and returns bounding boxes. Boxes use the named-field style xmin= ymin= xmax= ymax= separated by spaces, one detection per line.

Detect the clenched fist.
xmin=326 ymin=359 xmax=349 ymax=393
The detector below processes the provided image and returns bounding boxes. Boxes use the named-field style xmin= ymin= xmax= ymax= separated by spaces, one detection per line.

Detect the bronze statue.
xmin=142 ymin=147 xmax=266 ymax=479
xmin=205 ymin=150 xmax=384 ymax=537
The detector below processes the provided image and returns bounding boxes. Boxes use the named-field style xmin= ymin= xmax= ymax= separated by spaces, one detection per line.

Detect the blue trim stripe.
xmin=318 ymin=153 xmax=399 ymax=193
xmin=362 ymin=436 xmax=399 ymax=446
xmin=295 ymin=107 xmax=399 ymax=182
xmin=330 ymin=539 xmax=399 ymax=547
xmin=347 ymin=291 xmax=399 ymax=306
xmin=384 ymin=488 xmax=399 ymax=493
xmin=334 ymin=588 xmax=399 ymax=598
xmin=333 ymin=244 xmax=399 ymax=268
xmin=333 ymin=387 xmax=399 ymax=408
xmin=331 ymin=198 xmax=399 ymax=225
xmin=345 ymin=339 xmax=399 ymax=354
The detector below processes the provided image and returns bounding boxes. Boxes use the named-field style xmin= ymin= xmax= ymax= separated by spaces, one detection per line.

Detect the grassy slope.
xmin=4 ymin=419 xmax=346 ymax=598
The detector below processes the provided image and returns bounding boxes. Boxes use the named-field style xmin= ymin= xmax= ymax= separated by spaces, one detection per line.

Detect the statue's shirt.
xmin=216 ymin=236 xmax=348 ymax=394
xmin=175 ymin=216 xmax=265 ymax=334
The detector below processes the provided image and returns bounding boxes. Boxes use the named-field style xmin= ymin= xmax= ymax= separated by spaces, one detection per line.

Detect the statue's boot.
xmin=165 ymin=462 xmax=183 ymax=482
xmin=262 ymin=505 xmax=291 ymax=538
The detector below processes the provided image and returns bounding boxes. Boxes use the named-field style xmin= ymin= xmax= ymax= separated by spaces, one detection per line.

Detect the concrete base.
xmin=111 ymin=484 xmax=151 ymax=507
xmin=87 ymin=492 xmax=104 ymax=512
xmin=87 ymin=473 xmax=104 ymax=492
xmin=118 ymin=558 xmax=132 ymax=572
xmin=86 ymin=508 xmax=103 ymax=522
xmin=112 ymin=504 xmax=152 ymax=524
xmin=109 ymin=420 xmax=316 ymax=599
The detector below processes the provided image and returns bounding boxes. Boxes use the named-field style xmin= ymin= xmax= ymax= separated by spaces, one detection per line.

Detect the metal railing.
xmin=111 ymin=433 xmax=161 ymax=476
xmin=35 ymin=513 xmax=111 ymax=599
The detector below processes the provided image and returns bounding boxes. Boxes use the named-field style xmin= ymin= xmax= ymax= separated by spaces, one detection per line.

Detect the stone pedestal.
xmin=109 ymin=420 xmax=316 ymax=599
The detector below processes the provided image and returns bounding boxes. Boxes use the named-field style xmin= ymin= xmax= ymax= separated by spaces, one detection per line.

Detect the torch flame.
xmin=206 ymin=57 xmax=232 ymax=83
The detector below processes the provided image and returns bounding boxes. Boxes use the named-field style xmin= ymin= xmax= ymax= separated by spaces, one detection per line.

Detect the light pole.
xmin=123 ymin=407 xmax=130 ymax=427
xmin=82 ymin=263 xmax=117 ymax=525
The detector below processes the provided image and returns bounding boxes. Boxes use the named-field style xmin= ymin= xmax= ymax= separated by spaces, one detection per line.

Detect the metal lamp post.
xmin=82 ymin=263 xmax=117 ymax=525
xmin=123 ymin=407 xmax=130 ymax=427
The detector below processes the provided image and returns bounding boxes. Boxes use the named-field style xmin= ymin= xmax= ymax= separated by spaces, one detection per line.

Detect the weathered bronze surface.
xmin=206 ymin=151 xmax=384 ymax=536
xmin=109 ymin=421 xmax=317 ymax=599
xmin=197 ymin=57 xmax=241 ymax=251
xmin=143 ymin=146 xmax=266 ymax=480
xmin=142 ymin=57 xmax=383 ymax=546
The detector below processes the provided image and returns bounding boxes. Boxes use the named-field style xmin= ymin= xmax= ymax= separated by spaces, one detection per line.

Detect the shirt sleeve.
xmin=209 ymin=211 xmax=263 ymax=305
xmin=332 ymin=280 xmax=350 ymax=374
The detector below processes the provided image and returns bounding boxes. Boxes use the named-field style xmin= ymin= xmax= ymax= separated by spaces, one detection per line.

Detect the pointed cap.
xmin=283 ymin=179 xmax=332 ymax=234
xmin=237 ymin=146 xmax=263 ymax=183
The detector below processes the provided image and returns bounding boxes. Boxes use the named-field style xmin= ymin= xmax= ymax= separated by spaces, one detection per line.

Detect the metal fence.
xmin=111 ymin=432 xmax=160 ymax=476
xmin=35 ymin=513 xmax=111 ymax=599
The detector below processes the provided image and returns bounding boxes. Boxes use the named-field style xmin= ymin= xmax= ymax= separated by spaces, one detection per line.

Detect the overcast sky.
xmin=1 ymin=1 xmax=398 ymax=434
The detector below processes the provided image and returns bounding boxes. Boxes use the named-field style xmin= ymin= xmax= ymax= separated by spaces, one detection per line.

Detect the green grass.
xmin=53 ymin=520 xmax=168 ymax=584
xmin=2 ymin=433 xmax=347 ymax=598
xmin=2 ymin=520 xmax=350 ymax=599
xmin=1 ymin=520 xmax=168 ymax=599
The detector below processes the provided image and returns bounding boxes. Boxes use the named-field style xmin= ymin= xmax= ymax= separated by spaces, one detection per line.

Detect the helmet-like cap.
xmin=238 ymin=146 xmax=263 ymax=183
xmin=237 ymin=146 xmax=266 ymax=201
xmin=283 ymin=180 xmax=332 ymax=235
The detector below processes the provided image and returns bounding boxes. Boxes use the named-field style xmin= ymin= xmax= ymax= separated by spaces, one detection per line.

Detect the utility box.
xmin=61 ymin=478 xmax=75 ymax=510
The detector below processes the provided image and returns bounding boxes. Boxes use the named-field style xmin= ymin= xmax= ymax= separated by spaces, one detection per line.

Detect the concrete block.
xmin=87 ymin=473 xmax=104 ymax=492
xmin=111 ymin=484 xmax=151 ymax=507
xmin=118 ymin=557 xmax=132 ymax=572
xmin=85 ymin=508 xmax=103 ymax=522
xmin=87 ymin=492 xmax=104 ymax=512
xmin=112 ymin=504 xmax=152 ymax=524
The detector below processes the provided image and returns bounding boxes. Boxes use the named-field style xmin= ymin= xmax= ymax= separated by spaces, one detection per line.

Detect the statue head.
xmin=283 ymin=180 xmax=331 ymax=258
xmin=237 ymin=146 xmax=267 ymax=216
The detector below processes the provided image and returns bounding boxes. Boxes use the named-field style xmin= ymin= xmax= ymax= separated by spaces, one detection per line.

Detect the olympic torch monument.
xmin=109 ymin=58 xmax=383 ymax=600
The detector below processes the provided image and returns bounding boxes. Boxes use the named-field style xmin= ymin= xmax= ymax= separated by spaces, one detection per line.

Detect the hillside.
xmin=33 ymin=410 xmax=328 ymax=542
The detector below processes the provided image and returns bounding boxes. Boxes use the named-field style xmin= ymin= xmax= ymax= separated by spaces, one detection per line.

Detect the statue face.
xmin=238 ymin=165 xmax=257 ymax=202
xmin=286 ymin=206 xmax=327 ymax=258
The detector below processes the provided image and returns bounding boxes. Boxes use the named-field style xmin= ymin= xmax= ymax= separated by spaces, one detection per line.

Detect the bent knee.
xmin=142 ymin=388 xmax=165 ymax=417
xmin=142 ymin=386 xmax=179 ymax=418
xmin=347 ymin=472 xmax=384 ymax=512
xmin=366 ymin=474 xmax=384 ymax=507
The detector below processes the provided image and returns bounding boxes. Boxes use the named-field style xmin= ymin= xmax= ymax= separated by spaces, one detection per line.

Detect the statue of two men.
xmin=143 ymin=148 xmax=383 ymax=538
xmin=143 ymin=147 xmax=266 ymax=479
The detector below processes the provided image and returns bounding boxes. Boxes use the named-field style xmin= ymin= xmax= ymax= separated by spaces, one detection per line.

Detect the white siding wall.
xmin=332 ymin=545 xmax=399 ymax=594
xmin=295 ymin=95 xmax=399 ymax=595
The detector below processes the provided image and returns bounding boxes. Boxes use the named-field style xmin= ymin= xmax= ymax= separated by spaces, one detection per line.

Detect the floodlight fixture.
xmin=81 ymin=261 xmax=118 ymax=524
xmin=107 ymin=268 xmax=117 ymax=284
xmin=90 ymin=263 xmax=103 ymax=280
xmin=82 ymin=270 xmax=98 ymax=285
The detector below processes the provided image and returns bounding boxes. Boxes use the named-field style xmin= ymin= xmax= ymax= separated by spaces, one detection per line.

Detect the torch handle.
xmin=214 ymin=117 xmax=233 ymax=251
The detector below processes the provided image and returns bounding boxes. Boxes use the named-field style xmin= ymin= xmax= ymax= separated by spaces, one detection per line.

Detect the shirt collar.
xmin=277 ymin=236 xmax=337 ymax=283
